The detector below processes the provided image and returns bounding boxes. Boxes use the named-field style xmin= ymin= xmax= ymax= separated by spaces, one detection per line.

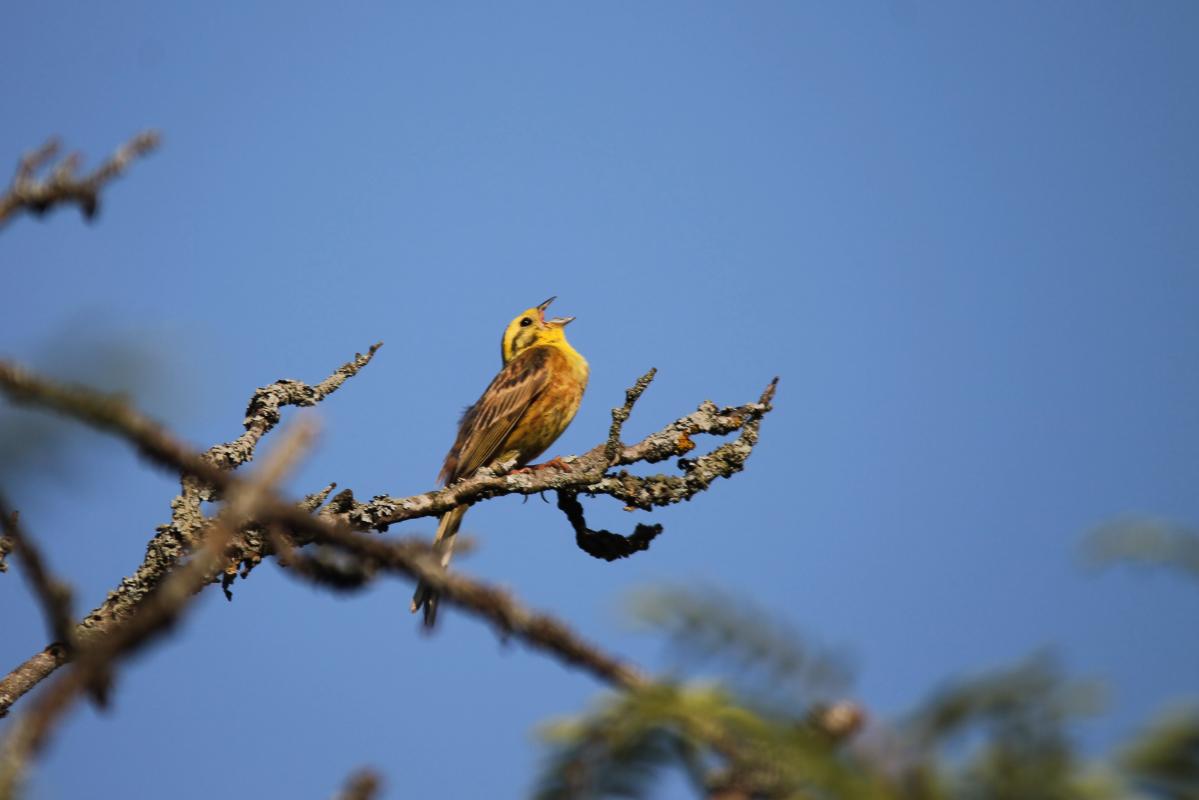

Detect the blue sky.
xmin=2 ymin=3 xmax=1197 ymax=797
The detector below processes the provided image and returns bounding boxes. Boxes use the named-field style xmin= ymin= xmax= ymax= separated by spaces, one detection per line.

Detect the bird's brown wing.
xmin=439 ymin=346 xmax=551 ymax=485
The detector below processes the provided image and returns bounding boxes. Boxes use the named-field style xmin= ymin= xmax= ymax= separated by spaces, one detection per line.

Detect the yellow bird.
xmin=411 ymin=297 xmax=589 ymax=626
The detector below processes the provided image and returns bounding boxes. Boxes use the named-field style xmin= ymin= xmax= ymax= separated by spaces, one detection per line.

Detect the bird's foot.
xmin=511 ymin=456 xmax=573 ymax=475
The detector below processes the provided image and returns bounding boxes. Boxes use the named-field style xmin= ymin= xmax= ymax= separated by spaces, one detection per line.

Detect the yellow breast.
xmin=502 ymin=343 xmax=588 ymax=465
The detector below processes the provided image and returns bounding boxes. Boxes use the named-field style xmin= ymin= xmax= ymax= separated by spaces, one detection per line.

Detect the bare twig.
xmin=0 ymin=347 xmax=381 ymax=717
xmin=0 ymin=519 xmax=232 ymax=797
xmin=557 ymin=490 xmax=664 ymax=561
xmin=0 ymin=345 xmax=378 ymax=499
xmin=0 ymin=423 xmax=315 ymax=799
xmin=606 ymin=368 xmax=657 ymax=464
xmin=268 ymin=525 xmax=374 ymax=592
xmin=0 ymin=359 xmax=262 ymax=487
xmin=0 ymin=132 xmax=160 ymax=229
xmin=560 ymin=368 xmax=667 ymax=560
xmin=0 ymin=649 xmax=67 ymax=718
xmin=0 ymin=494 xmax=75 ymax=651
xmin=81 ymin=419 xmax=317 ymax=704
xmin=282 ymin=524 xmax=648 ymax=691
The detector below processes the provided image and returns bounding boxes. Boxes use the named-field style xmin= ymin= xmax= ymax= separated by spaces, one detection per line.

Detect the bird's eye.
xmin=519 ymin=317 xmax=532 ymax=327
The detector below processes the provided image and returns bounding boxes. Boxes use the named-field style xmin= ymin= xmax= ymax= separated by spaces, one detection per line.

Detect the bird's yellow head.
xmin=501 ymin=296 xmax=576 ymax=363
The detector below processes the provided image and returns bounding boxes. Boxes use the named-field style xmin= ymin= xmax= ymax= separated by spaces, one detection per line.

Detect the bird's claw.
xmin=511 ymin=456 xmax=573 ymax=475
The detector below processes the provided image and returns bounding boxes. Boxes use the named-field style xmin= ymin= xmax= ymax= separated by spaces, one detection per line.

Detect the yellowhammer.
xmin=411 ymin=297 xmax=589 ymax=626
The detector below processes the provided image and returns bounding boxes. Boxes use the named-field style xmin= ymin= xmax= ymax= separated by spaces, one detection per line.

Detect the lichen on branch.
xmin=0 ymin=349 xmax=777 ymax=722
xmin=0 ymin=132 xmax=160 ymax=230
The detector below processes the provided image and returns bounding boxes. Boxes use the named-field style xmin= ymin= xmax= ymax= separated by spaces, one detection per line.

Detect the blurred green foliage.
xmin=1085 ymin=518 xmax=1199 ymax=581
xmin=1122 ymin=711 xmax=1199 ymax=800
xmin=535 ymin=584 xmax=1197 ymax=799
xmin=625 ymin=586 xmax=852 ymax=714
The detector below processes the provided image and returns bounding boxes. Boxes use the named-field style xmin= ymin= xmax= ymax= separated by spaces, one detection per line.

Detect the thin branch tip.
xmin=761 ymin=376 xmax=779 ymax=405
xmin=605 ymin=367 xmax=659 ymax=464
xmin=0 ymin=130 xmax=161 ymax=229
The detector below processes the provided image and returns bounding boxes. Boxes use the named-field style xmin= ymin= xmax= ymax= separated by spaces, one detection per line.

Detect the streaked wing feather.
xmin=440 ymin=347 xmax=551 ymax=484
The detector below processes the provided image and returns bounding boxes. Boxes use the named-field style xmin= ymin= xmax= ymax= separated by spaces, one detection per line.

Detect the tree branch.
xmin=0 ymin=355 xmax=775 ymax=717
xmin=0 ymin=495 xmax=75 ymax=652
xmin=0 ymin=347 xmax=797 ymax=800
xmin=338 ymin=376 xmax=778 ymax=533
xmin=0 ymin=421 xmax=315 ymax=799
xmin=0 ymin=346 xmax=381 ymax=716
xmin=0 ymin=383 xmax=648 ymax=796
xmin=606 ymin=367 xmax=657 ymax=464
xmin=0 ymin=132 xmax=160 ymax=230
xmin=557 ymin=490 xmax=664 ymax=561
xmin=281 ymin=525 xmax=648 ymax=691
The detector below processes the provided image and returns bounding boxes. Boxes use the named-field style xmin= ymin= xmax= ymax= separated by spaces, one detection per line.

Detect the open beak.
xmin=537 ymin=296 xmax=573 ymax=326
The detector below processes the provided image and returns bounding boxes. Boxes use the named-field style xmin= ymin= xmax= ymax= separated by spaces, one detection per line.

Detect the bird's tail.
xmin=410 ymin=505 xmax=467 ymax=628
